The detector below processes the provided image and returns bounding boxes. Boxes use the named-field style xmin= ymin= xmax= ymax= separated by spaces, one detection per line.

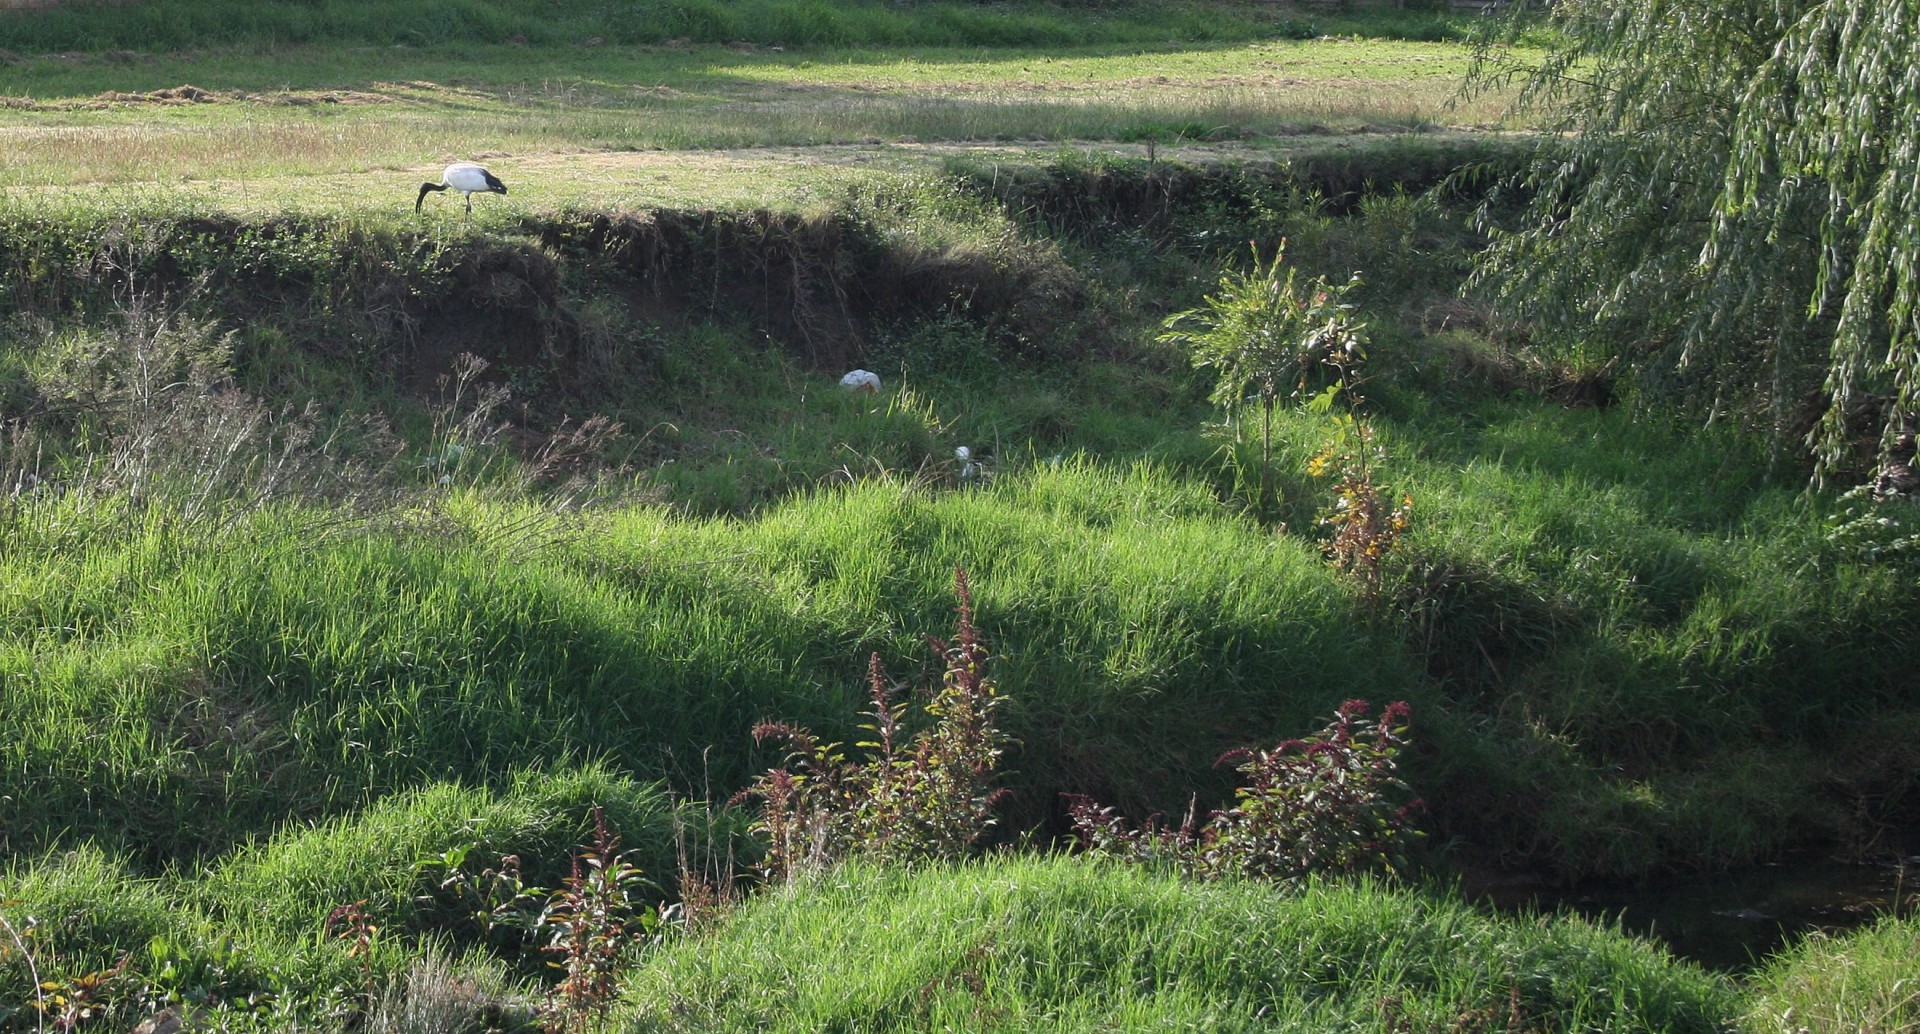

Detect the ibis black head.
xmin=415 ymin=181 xmax=448 ymax=213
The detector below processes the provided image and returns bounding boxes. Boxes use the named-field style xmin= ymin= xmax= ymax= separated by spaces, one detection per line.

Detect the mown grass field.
xmin=2 ymin=2 xmax=1916 ymax=1032
xmin=2 ymin=2 xmax=1519 ymax=199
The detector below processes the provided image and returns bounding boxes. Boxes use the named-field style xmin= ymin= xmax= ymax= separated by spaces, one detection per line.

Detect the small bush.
xmin=533 ymin=809 xmax=657 ymax=1034
xmin=1309 ymin=415 xmax=1412 ymax=603
xmin=735 ymin=568 xmax=1010 ymax=880
xmin=1161 ymin=241 xmax=1368 ymax=500
xmin=391 ymin=806 xmax=661 ymax=1032
xmin=1068 ymin=699 xmax=1423 ymax=883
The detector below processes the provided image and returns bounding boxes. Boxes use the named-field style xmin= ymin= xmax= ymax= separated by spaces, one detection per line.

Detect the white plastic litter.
xmin=839 ymin=369 xmax=882 ymax=393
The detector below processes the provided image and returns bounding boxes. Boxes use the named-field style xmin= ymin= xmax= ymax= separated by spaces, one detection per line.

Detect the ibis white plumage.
xmin=839 ymin=369 xmax=882 ymax=393
xmin=416 ymin=162 xmax=508 ymax=214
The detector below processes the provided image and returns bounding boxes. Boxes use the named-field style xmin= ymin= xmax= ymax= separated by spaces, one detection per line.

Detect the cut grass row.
xmin=0 ymin=33 xmax=1522 ymax=190
xmin=3 ymin=36 xmax=1490 ymax=100
xmin=0 ymin=133 xmax=1503 ymax=223
xmin=0 ymin=0 xmax=1487 ymax=57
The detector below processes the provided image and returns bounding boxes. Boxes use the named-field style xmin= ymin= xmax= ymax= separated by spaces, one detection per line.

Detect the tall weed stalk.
xmin=736 ymin=568 xmax=1010 ymax=880
xmin=535 ymin=809 xmax=654 ymax=1034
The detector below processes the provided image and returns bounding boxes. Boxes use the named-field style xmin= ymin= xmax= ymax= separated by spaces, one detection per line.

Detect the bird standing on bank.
xmin=416 ymin=162 xmax=508 ymax=214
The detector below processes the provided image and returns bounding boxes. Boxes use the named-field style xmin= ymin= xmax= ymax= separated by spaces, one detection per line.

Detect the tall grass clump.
xmin=0 ymin=769 xmax=686 ymax=1032
xmin=0 ymin=844 xmax=398 ymax=1032
xmin=203 ymin=766 xmax=676 ymax=939
xmin=1742 ymin=913 xmax=1920 ymax=1034
xmin=2 ymin=293 xmax=406 ymax=522
xmin=1380 ymin=404 xmax=1920 ymax=876
xmin=612 ymin=854 xmax=1738 ymax=1033
xmin=1 ymin=847 xmax=208 ymax=1032
xmin=0 ymin=465 xmax=1414 ymax=867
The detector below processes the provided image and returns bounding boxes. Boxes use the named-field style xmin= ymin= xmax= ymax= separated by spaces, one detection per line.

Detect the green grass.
xmin=0 ymin=15 xmax=1915 ymax=1025
xmin=614 ymin=854 xmax=1739 ymax=1032
xmin=1742 ymin=912 xmax=1920 ymax=1034
xmin=3 ymin=407 xmax=1911 ymax=882
xmin=0 ymin=767 xmax=680 ymax=1030
xmin=0 ymin=0 xmax=1484 ymax=56
xmin=198 ymin=764 xmax=681 ymax=937
xmin=0 ymin=463 xmax=1411 ymax=866
xmin=0 ymin=28 xmax=1520 ymax=195
xmin=1 ymin=156 xmax=1913 ymax=885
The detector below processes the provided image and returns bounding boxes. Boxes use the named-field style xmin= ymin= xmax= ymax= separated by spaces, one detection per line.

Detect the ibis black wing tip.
xmin=483 ymin=170 xmax=508 ymax=194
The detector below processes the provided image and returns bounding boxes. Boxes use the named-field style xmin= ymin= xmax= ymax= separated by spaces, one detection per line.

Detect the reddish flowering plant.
xmin=536 ymin=808 xmax=655 ymax=1034
xmin=1068 ymin=699 xmax=1423 ymax=883
xmin=736 ymin=569 xmax=1011 ymax=881
xmin=409 ymin=808 xmax=658 ymax=1034
xmin=324 ymin=899 xmax=381 ymax=1008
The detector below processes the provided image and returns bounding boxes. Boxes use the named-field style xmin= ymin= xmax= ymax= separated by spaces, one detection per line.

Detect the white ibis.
xmin=416 ymin=162 xmax=508 ymax=214
xmin=839 ymin=369 xmax=881 ymax=392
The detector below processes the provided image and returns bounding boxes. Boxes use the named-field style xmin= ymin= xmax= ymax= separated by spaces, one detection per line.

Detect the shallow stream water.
xmin=1466 ymin=855 xmax=1918 ymax=971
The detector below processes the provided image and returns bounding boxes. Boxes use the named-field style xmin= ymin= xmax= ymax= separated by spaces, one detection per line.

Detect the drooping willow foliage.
xmin=1471 ymin=0 xmax=1920 ymax=481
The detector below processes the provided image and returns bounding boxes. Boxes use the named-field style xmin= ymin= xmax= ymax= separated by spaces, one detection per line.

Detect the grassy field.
xmin=1 ymin=11 xmax=1519 ymax=197
xmin=0 ymin=0 xmax=1488 ymax=54
xmin=1 ymin=2 xmax=1916 ymax=1032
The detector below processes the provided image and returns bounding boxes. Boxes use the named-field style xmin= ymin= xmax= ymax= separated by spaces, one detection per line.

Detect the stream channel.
xmin=1466 ymin=853 xmax=1918 ymax=970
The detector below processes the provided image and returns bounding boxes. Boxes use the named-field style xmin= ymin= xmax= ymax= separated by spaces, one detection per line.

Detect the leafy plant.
xmin=1161 ymin=241 xmax=1366 ymax=510
xmin=1824 ymin=486 xmax=1920 ymax=567
xmin=1308 ymin=413 xmax=1412 ymax=603
xmin=736 ymin=568 xmax=1010 ymax=880
xmin=417 ymin=846 xmax=545 ymax=958
xmin=323 ymin=899 xmax=383 ymax=1014
xmin=0 ymin=908 xmax=46 ymax=1034
xmin=1067 ymin=700 xmax=1423 ymax=883
xmin=33 ymin=956 xmax=137 ymax=1034
xmin=414 ymin=809 xmax=659 ymax=1033
xmin=534 ymin=809 xmax=655 ymax=1034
